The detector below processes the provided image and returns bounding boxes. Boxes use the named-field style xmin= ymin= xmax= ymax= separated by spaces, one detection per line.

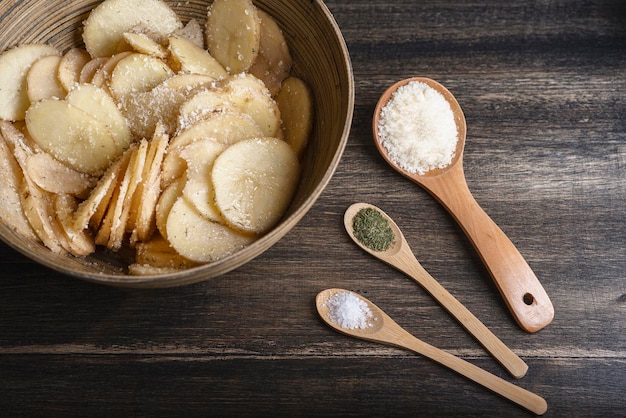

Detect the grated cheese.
xmin=377 ymin=81 xmax=458 ymax=175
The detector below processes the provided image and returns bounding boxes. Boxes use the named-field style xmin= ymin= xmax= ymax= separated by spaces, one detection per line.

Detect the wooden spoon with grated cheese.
xmin=372 ymin=77 xmax=554 ymax=333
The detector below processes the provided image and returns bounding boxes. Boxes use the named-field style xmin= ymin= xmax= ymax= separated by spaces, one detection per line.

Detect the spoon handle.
xmin=394 ymin=328 xmax=548 ymax=415
xmin=397 ymin=249 xmax=528 ymax=379
xmin=418 ymin=162 xmax=554 ymax=333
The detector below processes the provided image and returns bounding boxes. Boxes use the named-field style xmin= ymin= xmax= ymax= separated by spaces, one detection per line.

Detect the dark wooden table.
xmin=1 ymin=0 xmax=624 ymax=416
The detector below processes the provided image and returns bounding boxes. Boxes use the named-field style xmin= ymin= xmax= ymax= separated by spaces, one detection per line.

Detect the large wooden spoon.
xmin=372 ymin=77 xmax=554 ymax=333
xmin=316 ymin=289 xmax=548 ymax=415
xmin=345 ymin=202 xmax=528 ymax=379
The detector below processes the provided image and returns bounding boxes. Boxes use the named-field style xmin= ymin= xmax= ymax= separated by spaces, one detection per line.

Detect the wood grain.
xmin=1 ymin=0 xmax=625 ymax=416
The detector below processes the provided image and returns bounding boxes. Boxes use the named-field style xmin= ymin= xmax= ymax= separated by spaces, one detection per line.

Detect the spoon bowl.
xmin=316 ymin=289 xmax=547 ymax=416
xmin=344 ymin=202 xmax=528 ymax=379
xmin=372 ymin=77 xmax=554 ymax=333
xmin=373 ymin=77 xmax=467 ymax=178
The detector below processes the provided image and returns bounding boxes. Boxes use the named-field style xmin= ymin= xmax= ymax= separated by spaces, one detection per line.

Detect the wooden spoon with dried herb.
xmin=344 ymin=202 xmax=529 ymax=379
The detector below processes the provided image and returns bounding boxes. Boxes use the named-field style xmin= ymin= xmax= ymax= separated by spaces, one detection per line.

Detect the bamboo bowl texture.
xmin=0 ymin=0 xmax=354 ymax=287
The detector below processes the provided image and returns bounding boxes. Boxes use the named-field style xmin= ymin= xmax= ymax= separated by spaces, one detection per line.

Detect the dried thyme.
xmin=352 ymin=207 xmax=395 ymax=252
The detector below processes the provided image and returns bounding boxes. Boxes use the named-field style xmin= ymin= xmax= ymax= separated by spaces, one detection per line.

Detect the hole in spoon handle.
xmin=464 ymin=214 xmax=554 ymax=332
xmin=419 ymin=168 xmax=554 ymax=332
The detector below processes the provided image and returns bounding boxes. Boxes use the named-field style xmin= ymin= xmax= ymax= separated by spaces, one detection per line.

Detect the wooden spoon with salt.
xmin=315 ymin=289 xmax=548 ymax=415
xmin=345 ymin=202 xmax=528 ymax=379
xmin=372 ymin=77 xmax=554 ymax=333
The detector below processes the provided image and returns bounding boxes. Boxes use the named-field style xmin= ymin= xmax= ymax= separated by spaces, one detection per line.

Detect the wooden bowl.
xmin=0 ymin=0 xmax=354 ymax=287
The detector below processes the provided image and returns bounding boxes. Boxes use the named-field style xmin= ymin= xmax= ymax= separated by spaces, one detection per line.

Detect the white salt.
xmin=377 ymin=81 xmax=458 ymax=175
xmin=325 ymin=291 xmax=373 ymax=329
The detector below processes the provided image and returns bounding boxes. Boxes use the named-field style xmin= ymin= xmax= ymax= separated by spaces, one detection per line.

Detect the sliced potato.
xmin=212 ymin=137 xmax=300 ymax=234
xmin=122 ymin=73 xmax=215 ymax=139
xmin=123 ymin=32 xmax=168 ymax=58
xmin=224 ymin=81 xmax=282 ymax=138
xmin=248 ymin=10 xmax=292 ymax=96
xmin=102 ymin=139 xmax=148 ymax=250
xmin=109 ymin=53 xmax=173 ymax=102
xmin=180 ymin=138 xmax=226 ymax=222
xmin=19 ymin=174 xmax=67 ymax=254
xmin=26 ymin=152 xmax=97 ymax=198
xmin=79 ymin=57 xmax=108 ymax=83
xmin=162 ymin=111 xmax=263 ymax=186
xmin=168 ymin=36 xmax=227 ymax=78
xmin=166 ymin=196 xmax=255 ymax=262
xmin=156 ymin=177 xmax=185 ymax=240
xmin=90 ymin=51 xmax=134 ymax=89
xmin=54 ymin=193 xmax=96 ymax=256
xmin=26 ymin=55 xmax=65 ymax=103
xmin=58 ymin=48 xmax=91 ymax=92
xmin=275 ymin=77 xmax=314 ymax=158
xmin=66 ymin=83 xmax=132 ymax=154
xmin=222 ymin=72 xmax=268 ymax=94
xmin=129 ymin=124 xmax=169 ymax=245
xmin=25 ymin=99 xmax=119 ymax=175
xmin=0 ymin=44 xmax=60 ymax=121
xmin=206 ymin=0 xmax=261 ymax=74
xmin=73 ymin=149 xmax=132 ymax=232
xmin=134 ymin=235 xmax=197 ymax=269
xmin=0 ymin=119 xmax=36 ymax=167
xmin=82 ymin=0 xmax=182 ymax=58
xmin=177 ymin=89 xmax=236 ymax=130
xmin=0 ymin=132 xmax=36 ymax=240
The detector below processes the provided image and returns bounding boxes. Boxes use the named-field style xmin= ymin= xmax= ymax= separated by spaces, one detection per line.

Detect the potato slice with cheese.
xmin=156 ymin=177 xmax=185 ymax=240
xmin=109 ymin=53 xmax=173 ymax=102
xmin=206 ymin=0 xmax=261 ymax=74
xmin=90 ymin=51 xmax=134 ymax=90
xmin=96 ymin=140 xmax=147 ymax=250
xmin=73 ymin=149 xmax=132 ymax=232
xmin=168 ymin=36 xmax=227 ymax=78
xmin=134 ymin=235 xmax=197 ymax=269
xmin=166 ymin=196 xmax=254 ymax=262
xmin=129 ymin=124 xmax=169 ymax=245
xmin=0 ymin=44 xmax=59 ymax=121
xmin=0 ymin=131 xmax=36 ymax=240
xmin=222 ymin=72 xmax=268 ymax=94
xmin=25 ymin=99 xmax=119 ymax=175
xmin=224 ymin=82 xmax=282 ymax=138
xmin=26 ymin=152 xmax=97 ymax=198
xmin=248 ymin=10 xmax=292 ymax=96
xmin=54 ymin=193 xmax=96 ymax=257
xmin=162 ymin=111 xmax=263 ymax=186
xmin=276 ymin=77 xmax=314 ymax=158
xmin=179 ymin=138 xmax=226 ymax=222
xmin=177 ymin=89 xmax=237 ymax=129
xmin=124 ymin=32 xmax=168 ymax=58
xmin=122 ymin=73 xmax=215 ymax=139
xmin=79 ymin=57 xmax=108 ymax=83
xmin=26 ymin=55 xmax=65 ymax=102
xmin=58 ymin=48 xmax=91 ymax=92
xmin=212 ymin=137 xmax=299 ymax=234
xmin=20 ymin=178 xmax=68 ymax=254
xmin=66 ymin=83 xmax=132 ymax=154
xmin=82 ymin=0 xmax=182 ymax=58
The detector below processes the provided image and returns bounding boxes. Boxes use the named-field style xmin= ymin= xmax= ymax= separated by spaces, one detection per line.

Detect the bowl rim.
xmin=0 ymin=0 xmax=355 ymax=287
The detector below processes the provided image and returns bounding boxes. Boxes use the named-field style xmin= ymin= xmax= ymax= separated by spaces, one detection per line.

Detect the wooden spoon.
xmin=316 ymin=289 xmax=548 ymax=415
xmin=372 ymin=77 xmax=554 ymax=333
xmin=345 ymin=202 xmax=528 ymax=379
